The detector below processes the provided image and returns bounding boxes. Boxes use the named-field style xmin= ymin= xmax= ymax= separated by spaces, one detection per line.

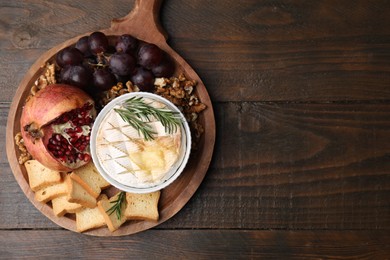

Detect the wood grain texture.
xmin=5 ymin=0 xmax=215 ymax=236
xmin=164 ymin=0 xmax=390 ymax=102
xmin=2 ymin=103 xmax=389 ymax=229
xmin=0 ymin=0 xmax=133 ymax=103
xmin=210 ymin=102 xmax=390 ymax=229
xmin=1 ymin=0 xmax=389 ymax=103
xmin=0 ymin=230 xmax=388 ymax=259
xmin=1 ymin=0 xmax=390 ymax=257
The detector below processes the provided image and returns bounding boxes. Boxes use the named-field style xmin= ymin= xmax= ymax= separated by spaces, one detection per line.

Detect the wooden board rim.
xmin=6 ymin=0 xmax=215 ymax=236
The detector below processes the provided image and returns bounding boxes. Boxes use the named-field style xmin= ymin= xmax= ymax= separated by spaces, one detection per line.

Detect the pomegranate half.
xmin=20 ymin=84 xmax=96 ymax=172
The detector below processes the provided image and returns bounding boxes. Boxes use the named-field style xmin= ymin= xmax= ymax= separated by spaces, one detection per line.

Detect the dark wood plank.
xmin=0 ymin=230 xmax=388 ymax=259
xmin=164 ymin=0 xmax=390 ymax=102
xmin=0 ymin=103 xmax=57 ymax=228
xmin=0 ymin=0 xmax=134 ymax=103
xmin=1 ymin=0 xmax=389 ymax=257
xmin=2 ymin=102 xmax=389 ymax=229
xmin=1 ymin=0 xmax=390 ymax=103
xmin=168 ymin=102 xmax=390 ymax=229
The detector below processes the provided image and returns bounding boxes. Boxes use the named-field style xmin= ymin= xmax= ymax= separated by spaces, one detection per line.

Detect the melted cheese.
xmin=95 ymin=99 xmax=182 ymax=187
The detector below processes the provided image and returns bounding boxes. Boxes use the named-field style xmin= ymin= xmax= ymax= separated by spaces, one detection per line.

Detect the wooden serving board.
xmin=6 ymin=0 xmax=215 ymax=236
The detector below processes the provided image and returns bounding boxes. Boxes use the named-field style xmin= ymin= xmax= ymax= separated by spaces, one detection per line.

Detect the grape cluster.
xmin=56 ymin=32 xmax=175 ymax=93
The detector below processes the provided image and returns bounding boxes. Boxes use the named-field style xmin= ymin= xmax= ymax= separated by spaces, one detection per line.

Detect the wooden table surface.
xmin=1 ymin=0 xmax=389 ymax=258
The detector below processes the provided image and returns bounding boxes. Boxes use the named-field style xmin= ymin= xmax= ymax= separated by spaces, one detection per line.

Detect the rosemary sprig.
xmin=106 ymin=191 xmax=125 ymax=220
xmin=114 ymin=96 xmax=182 ymax=141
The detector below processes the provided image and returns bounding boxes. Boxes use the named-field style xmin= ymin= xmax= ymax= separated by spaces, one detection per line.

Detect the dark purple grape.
xmin=93 ymin=68 xmax=117 ymax=91
xmin=114 ymin=74 xmax=130 ymax=84
xmin=75 ymin=36 xmax=92 ymax=57
xmin=116 ymin=34 xmax=138 ymax=54
xmin=109 ymin=53 xmax=136 ymax=76
xmin=60 ymin=65 xmax=92 ymax=89
xmin=106 ymin=45 xmax=117 ymax=54
xmin=56 ymin=47 xmax=84 ymax=67
xmin=55 ymin=53 xmax=65 ymax=67
xmin=152 ymin=55 xmax=175 ymax=78
xmin=85 ymin=56 xmax=98 ymax=65
xmin=131 ymin=67 xmax=155 ymax=92
xmin=137 ymin=43 xmax=163 ymax=69
xmin=88 ymin=31 xmax=108 ymax=54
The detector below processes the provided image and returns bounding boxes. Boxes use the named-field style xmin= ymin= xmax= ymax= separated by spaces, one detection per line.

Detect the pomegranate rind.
xmin=20 ymin=84 xmax=95 ymax=172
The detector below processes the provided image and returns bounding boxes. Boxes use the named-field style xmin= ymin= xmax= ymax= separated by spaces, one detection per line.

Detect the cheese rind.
xmin=95 ymin=99 xmax=182 ymax=187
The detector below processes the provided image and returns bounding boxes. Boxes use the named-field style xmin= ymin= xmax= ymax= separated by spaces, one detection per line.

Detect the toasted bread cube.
xmin=97 ymin=192 xmax=126 ymax=232
xmin=66 ymin=173 xmax=96 ymax=208
xmin=76 ymin=195 xmax=107 ymax=232
xmin=52 ymin=195 xmax=83 ymax=217
xmin=72 ymin=162 xmax=110 ymax=198
xmin=34 ymin=180 xmax=68 ymax=203
xmin=25 ymin=160 xmax=61 ymax=192
xmin=124 ymin=191 xmax=160 ymax=221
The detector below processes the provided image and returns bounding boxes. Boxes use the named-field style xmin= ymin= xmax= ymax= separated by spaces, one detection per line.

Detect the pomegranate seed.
xmin=70 ymin=136 xmax=78 ymax=144
xmin=69 ymin=132 xmax=78 ymax=138
xmin=46 ymin=103 xmax=94 ymax=165
xmin=83 ymin=154 xmax=91 ymax=162
xmin=61 ymin=115 xmax=69 ymax=123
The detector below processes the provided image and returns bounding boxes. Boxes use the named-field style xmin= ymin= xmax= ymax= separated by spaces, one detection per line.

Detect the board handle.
xmin=110 ymin=0 xmax=168 ymax=42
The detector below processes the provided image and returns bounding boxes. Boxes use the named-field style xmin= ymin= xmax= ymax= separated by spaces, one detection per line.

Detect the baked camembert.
xmin=95 ymin=98 xmax=182 ymax=187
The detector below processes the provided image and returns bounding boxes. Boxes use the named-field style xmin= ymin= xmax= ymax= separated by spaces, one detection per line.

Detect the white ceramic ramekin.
xmin=90 ymin=92 xmax=191 ymax=193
